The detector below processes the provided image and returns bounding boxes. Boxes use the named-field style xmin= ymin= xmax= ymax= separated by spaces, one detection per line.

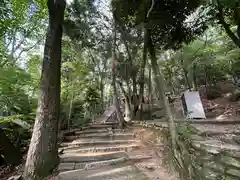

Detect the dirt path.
xmin=130 ymin=127 xmax=178 ymax=180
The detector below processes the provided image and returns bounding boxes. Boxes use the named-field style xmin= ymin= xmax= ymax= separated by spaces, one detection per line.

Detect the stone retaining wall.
xmin=133 ymin=121 xmax=240 ymax=180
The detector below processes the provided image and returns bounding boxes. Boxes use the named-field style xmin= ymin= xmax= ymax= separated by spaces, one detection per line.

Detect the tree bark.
xmin=131 ymin=75 xmax=140 ymax=117
xmin=67 ymin=84 xmax=74 ymax=129
xmin=132 ymin=76 xmax=137 ymax=100
xmin=0 ymin=128 xmax=21 ymax=166
xmin=148 ymin=64 xmax=152 ymax=120
xmin=111 ymin=22 xmax=124 ymax=128
xmin=180 ymin=54 xmax=191 ymax=90
xmin=23 ymin=0 xmax=66 ymax=179
xmin=192 ymin=62 xmax=198 ymax=91
xmin=146 ymin=29 xmax=177 ymax=150
xmin=139 ymin=29 xmax=148 ymax=120
xmin=100 ymin=77 xmax=104 ymax=110
xmin=118 ymin=81 xmax=132 ymax=121
xmin=126 ymin=80 xmax=132 ymax=104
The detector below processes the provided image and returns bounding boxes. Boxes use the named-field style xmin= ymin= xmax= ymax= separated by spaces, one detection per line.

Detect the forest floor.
xmin=0 ymin=159 xmax=25 ymax=180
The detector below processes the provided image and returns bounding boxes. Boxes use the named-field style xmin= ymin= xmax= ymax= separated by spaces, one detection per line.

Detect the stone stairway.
xmin=54 ymin=122 xmax=178 ymax=180
xmin=55 ymin=123 xmax=149 ymax=180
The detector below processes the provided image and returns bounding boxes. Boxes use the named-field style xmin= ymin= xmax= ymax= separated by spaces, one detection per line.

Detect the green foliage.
xmin=0 ymin=114 xmax=24 ymax=123
xmin=0 ymin=114 xmax=31 ymax=149
xmin=0 ymin=66 xmax=32 ymax=115
xmin=64 ymin=0 xmax=104 ymax=48
xmin=160 ymin=26 xmax=240 ymax=93
xmin=84 ymin=86 xmax=101 ymax=111
xmin=112 ymin=0 xmax=207 ymax=49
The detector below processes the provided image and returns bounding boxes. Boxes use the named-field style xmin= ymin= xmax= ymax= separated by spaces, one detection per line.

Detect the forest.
xmin=1 ymin=0 xmax=240 ymax=180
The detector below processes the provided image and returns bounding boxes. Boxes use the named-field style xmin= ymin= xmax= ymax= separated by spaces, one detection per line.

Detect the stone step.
xmin=60 ymin=140 xmax=139 ymax=149
xmin=59 ymin=155 xmax=152 ymax=172
xmin=63 ymin=133 xmax=135 ymax=142
xmin=56 ymin=164 xmax=149 ymax=180
xmin=83 ymin=123 xmax=118 ymax=130
xmin=198 ymin=130 xmax=240 ymax=136
xmin=74 ymin=128 xmax=133 ymax=135
xmin=74 ymin=129 xmax=109 ymax=135
xmin=60 ymin=151 xmax=127 ymax=163
xmin=83 ymin=155 xmax=152 ymax=170
xmin=61 ymin=144 xmax=140 ymax=154
xmin=61 ymin=128 xmax=83 ymax=137
xmin=207 ymin=134 xmax=238 ymax=145
xmin=79 ymin=132 xmax=134 ymax=138
xmin=192 ymin=140 xmax=240 ymax=154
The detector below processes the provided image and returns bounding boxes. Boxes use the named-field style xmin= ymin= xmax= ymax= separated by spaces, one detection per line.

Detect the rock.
xmin=204 ymin=161 xmax=225 ymax=173
xmin=232 ymin=136 xmax=240 ymax=145
xmin=58 ymin=163 xmax=75 ymax=171
xmin=229 ymin=89 xmax=240 ymax=102
xmin=202 ymin=167 xmax=222 ymax=179
xmin=226 ymin=168 xmax=240 ymax=178
xmin=221 ymin=155 xmax=240 ymax=169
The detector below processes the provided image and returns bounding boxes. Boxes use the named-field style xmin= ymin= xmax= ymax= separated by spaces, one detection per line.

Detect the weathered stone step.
xmin=78 ymin=136 xmax=135 ymax=142
xmin=59 ymin=155 xmax=152 ymax=172
xmin=198 ymin=131 xmax=240 ymax=136
xmin=60 ymin=140 xmax=139 ymax=149
xmin=208 ymin=134 xmax=238 ymax=145
xmin=192 ymin=140 xmax=240 ymax=155
xmin=79 ymin=132 xmax=134 ymax=138
xmin=61 ymin=144 xmax=140 ymax=154
xmin=60 ymin=128 xmax=83 ymax=136
xmin=62 ymin=138 xmax=135 ymax=147
xmin=63 ymin=133 xmax=135 ymax=142
xmin=56 ymin=164 xmax=149 ymax=180
xmin=75 ymin=129 xmax=109 ymax=134
xmin=83 ymin=123 xmax=117 ymax=129
xmin=74 ymin=128 xmax=133 ymax=135
xmin=60 ymin=151 xmax=127 ymax=163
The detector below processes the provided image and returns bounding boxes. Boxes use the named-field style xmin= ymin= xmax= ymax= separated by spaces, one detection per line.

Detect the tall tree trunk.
xmin=139 ymin=30 xmax=147 ymax=120
xmin=148 ymin=65 xmax=152 ymax=120
xmin=132 ymin=76 xmax=137 ymax=98
xmin=118 ymin=81 xmax=132 ymax=122
xmin=67 ymin=83 xmax=74 ymax=129
xmin=184 ymin=68 xmax=191 ymax=90
xmin=126 ymin=80 xmax=132 ymax=104
xmin=111 ymin=22 xmax=124 ymax=128
xmin=131 ymin=75 xmax=139 ymax=117
xmin=204 ymin=65 xmax=209 ymax=91
xmin=23 ymin=0 xmax=65 ymax=179
xmin=118 ymin=25 xmax=135 ymax=108
xmin=180 ymin=58 xmax=191 ymax=90
xmin=146 ymin=29 xmax=177 ymax=150
xmin=100 ymin=77 xmax=104 ymax=110
xmin=167 ymin=67 xmax=176 ymax=94
xmin=192 ymin=62 xmax=198 ymax=91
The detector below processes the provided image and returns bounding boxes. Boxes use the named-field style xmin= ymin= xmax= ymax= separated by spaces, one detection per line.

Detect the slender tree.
xmin=111 ymin=22 xmax=125 ymax=128
xmin=23 ymin=0 xmax=66 ymax=179
xmin=139 ymin=29 xmax=147 ymax=120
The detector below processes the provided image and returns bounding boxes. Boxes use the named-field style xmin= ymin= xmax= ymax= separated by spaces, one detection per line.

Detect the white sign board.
xmin=182 ymin=91 xmax=206 ymax=119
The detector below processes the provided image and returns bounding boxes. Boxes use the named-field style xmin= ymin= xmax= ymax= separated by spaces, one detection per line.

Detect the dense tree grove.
xmin=2 ymin=0 xmax=240 ymax=179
